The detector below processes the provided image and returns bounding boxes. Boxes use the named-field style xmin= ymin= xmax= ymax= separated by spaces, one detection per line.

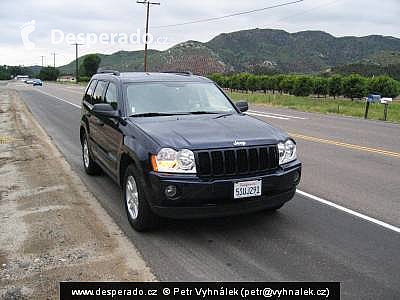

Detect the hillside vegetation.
xmin=58 ymin=28 xmax=400 ymax=77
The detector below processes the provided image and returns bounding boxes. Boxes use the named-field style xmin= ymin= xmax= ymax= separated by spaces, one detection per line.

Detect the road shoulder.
xmin=0 ymin=85 xmax=155 ymax=299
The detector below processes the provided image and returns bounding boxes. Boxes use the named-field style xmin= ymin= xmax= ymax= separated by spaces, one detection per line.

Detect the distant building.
xmin=57 ymin=76 xmax=76 ymax=82
xmin=15 ymin=75 xmax=29 ymax=80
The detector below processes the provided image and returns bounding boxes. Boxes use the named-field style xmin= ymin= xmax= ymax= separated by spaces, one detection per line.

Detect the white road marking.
xmin=249 ymin=110 xmax=308 ymax=120
xmin=246 ymin=111 xmax=289 ymax=120
xmin=46 ymin=83 xmax=85 ymax=95
xmin=297 ymin=189 xmax=400 ymax=234
xmin=34 ymin=88 xmax=81 ymax=109
xmin=28 ymin=87 xmax=400 ymax=234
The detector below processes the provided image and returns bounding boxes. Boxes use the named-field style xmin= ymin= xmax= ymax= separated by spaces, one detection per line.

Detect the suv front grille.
xmin=195 ymin=145 xmax=279 ymax=177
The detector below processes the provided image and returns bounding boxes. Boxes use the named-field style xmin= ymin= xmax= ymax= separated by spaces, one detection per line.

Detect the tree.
xmin=38 ymin=67 xmax=60 ymax=81
xmin=259 ymin=75 xmax=271 ymax=93
xmin=275 ymin=74 xmax=286 ymax=94
xmin=246 ymin=74 xmax=260 ymax=92
xmin=328 ymin=75 xmax=343 ymax=99
xmin=368 ymin=76 xmax=400 ymax=98
xmin=78 ymin=64 xmax=86 ymax=79
xmin=238 ymin=73 xmax=250 ymax=92
xmin=269 ymin=76 xmax=279 ymax=94
xmin=292 ymin=76 xmax=313 ymax=97
xmin=0 ymin=66 xmax=10 ymax=80
xmin=230 ymin=74 xmax=242 ymax=91
xmin=0 ymin=65 xmax=34 ymax=80
xmin=279 ymin=75 xmax=296 ymax=94
xmin=313 ymin=77 xmax=329 ymax=98
xmin=209 ymin=73 xmax=226 ymax=87
xmin=82 ymin=54 xmax=101 ymax=77
xmin=225 ymin=75 xmax=235 ymax=90
xmin=342 ymin=74 xmax=367 ymax=100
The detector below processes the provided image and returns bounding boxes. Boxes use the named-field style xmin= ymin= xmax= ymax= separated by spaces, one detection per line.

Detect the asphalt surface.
xmin=11 ymin=81 xmax=400 ymax=299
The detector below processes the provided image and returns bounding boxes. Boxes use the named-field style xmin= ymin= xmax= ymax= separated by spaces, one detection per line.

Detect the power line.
xmin=271 ymin=0 xmax=342 ymax=24
xmin=137 ymin=0 xmax=160 ymax=72
xmin=151 ymin=0 xmax=304 ymax=29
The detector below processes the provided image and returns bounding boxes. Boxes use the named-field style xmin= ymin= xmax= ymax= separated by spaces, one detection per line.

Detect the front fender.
xmin=118 ymin=135 xmax=152 ymax=186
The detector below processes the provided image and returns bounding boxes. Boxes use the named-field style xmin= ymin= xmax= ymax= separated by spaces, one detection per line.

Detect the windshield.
xmin=125 ymin=82 xmax=236 ymax=116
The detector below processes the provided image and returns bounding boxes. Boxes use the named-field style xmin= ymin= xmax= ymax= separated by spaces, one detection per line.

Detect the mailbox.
xmin=367 ymin=94 xmax=381 ymax=103
xmin=380 ymin=97 xmax=393 ymax=104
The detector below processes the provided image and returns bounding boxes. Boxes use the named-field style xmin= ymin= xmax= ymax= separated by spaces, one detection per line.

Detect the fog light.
xmin=293 ymin=171 xmax=300 ymax=183
xmin=165 ymin=185 xmax=177 ymax=198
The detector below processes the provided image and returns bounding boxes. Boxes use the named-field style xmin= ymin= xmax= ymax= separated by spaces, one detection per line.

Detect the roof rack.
xmin=97 ymin=69 xmax=120 ymax=76
xmin=162 ymin=71 xmax=193 ymax=76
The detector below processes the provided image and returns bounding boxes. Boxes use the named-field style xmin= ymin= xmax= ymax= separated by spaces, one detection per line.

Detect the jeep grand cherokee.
xmin=80 ymin=71 xmax=301 ymax=231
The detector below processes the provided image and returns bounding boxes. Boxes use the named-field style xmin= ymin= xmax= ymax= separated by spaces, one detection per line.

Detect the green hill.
xmin=58 ymin=28 xmax=400 ymax=76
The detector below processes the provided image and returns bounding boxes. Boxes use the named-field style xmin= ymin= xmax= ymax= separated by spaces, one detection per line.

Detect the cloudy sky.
xmin=1 ymin=0 xmax=399 ymax=67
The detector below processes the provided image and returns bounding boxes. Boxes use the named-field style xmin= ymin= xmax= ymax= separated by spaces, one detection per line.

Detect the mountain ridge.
xmin=58 ymin=28 xmax=400 ymax=75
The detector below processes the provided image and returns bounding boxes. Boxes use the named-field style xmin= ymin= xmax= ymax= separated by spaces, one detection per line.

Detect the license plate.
xmin=234 ymin=180 xmax=262 ymax=199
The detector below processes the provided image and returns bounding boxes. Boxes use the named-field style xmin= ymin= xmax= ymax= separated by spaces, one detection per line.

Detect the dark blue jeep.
xmin=80 ymin=71 xmax=301 ymax=231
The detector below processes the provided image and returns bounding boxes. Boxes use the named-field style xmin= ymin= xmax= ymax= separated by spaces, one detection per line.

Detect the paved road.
xmin=11 ymin=82 xmax=400 ymax=299
xmin=246 ymin=107 xmax=400 ymax=228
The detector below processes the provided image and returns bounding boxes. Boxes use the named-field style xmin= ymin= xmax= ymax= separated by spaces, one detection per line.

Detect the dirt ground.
xmin=0 ymin=84 xmax=155 ymax=299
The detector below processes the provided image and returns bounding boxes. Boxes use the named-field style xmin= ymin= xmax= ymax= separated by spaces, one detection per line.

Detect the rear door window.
xmin=92 ymin=81 xmax=107 ymax=105
xmin=104 ymin=82 xmax=118 ymax=109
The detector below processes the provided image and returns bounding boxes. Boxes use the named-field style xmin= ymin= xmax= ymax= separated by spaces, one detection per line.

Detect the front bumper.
xmin=147 ymin=160 xmax=301 ymax=219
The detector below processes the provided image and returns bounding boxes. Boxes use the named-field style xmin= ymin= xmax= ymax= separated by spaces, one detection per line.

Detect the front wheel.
xmin=123 ymin=164 xmax=159 ymax=231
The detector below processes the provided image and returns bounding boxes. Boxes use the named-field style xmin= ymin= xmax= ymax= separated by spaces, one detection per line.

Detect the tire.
xmin=123 ymin=164 xmax=160 ymax=231
xmin=82 ymin=133 xmax=101 ymax=175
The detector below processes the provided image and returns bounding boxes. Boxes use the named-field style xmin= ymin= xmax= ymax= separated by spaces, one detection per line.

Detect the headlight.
xmin=151 ymin=148 xmax=196 ymax=174
xmin=278 ymin=139 xmax=297 ymax=165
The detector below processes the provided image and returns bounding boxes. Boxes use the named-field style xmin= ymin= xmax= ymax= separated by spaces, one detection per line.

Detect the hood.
xmin=130 ymin=114 xmax=288 ymax=150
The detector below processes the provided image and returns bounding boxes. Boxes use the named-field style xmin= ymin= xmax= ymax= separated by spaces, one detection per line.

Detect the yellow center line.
xmin=288 ymin=132 xmax=400 ymax=159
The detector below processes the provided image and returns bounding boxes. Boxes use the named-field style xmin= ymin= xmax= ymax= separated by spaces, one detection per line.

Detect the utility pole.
xmin=137 ymin=0 xmax=160 ymax=72
xmin=51 ymin=52 xmax=57 ymax=68
xmin=71 ymin=43 xmax=83 ymax=83
xmin=40 ymin=55 xmax=45 ymax=68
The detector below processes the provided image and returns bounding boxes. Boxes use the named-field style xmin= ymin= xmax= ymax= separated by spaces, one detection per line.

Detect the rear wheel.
xmin=82 ymin=133 xmax=101 ymax=175
xmin=123 ymin=164 xmax=159 ymax=231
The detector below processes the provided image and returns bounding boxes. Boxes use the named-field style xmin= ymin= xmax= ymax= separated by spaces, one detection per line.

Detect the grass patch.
xmin=228 ymin=91 xmax=400 ymax=123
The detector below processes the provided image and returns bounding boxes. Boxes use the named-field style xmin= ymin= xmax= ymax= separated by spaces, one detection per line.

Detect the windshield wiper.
xmin=188 ymin=111 xmax=221 ymax=115
xmin=214 ymin=112 xmax=234 ymax=119
xmin=129 ymin=111 xmax=231 ymax=117
xmin=129 ymin=112 xmax=188 ymax=117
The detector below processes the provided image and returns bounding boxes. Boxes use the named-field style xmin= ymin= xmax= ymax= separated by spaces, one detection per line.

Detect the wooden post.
xmin=383 ymin=103 xmax=388 ymax=121
xmin=364 ymin=101 xmax=370 ymax=119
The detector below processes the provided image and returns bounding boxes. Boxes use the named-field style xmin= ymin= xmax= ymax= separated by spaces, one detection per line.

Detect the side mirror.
xmin=235 ymin=100 xmax=248 ymax=113
xmin=92 ymin=103 xmax=119 ymax=118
